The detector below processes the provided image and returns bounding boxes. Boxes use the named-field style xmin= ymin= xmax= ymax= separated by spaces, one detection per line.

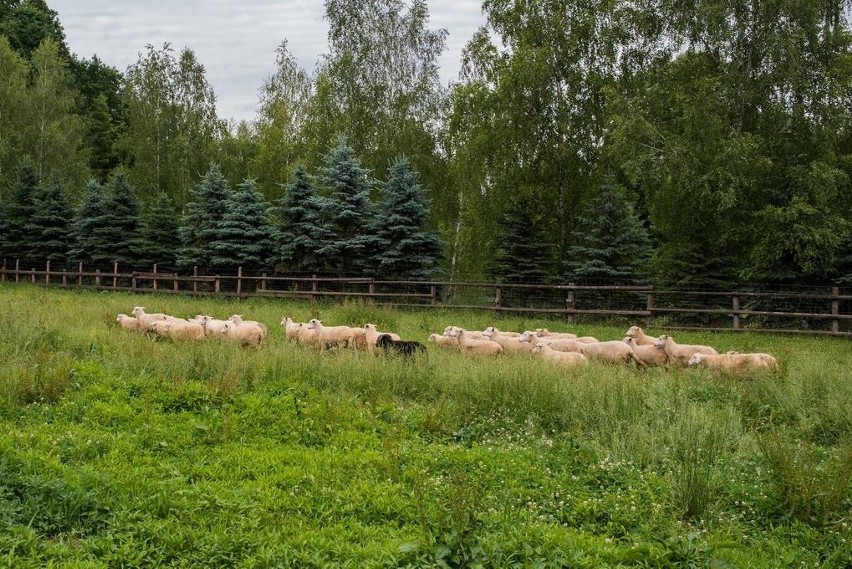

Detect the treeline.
xmin=0 ymin=0 xmax=850 ymax=286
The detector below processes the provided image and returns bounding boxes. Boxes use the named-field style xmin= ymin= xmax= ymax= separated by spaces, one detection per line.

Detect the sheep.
xmin=428 ymin=333 xmax=459 ymax=348
xmin=653 ymin=334 xmax=718 ymax=366
xmin=116 ymin=314 xmax=141 ymax=332
xmin=364 ymin=323 xmax=401 ymax=352
xmin=531 ymin=343 xmax=588 ymax=366
xmin=534 ymin=328 xmax=577 ymax=340
xmin=131 ymin=306 xmax=171 ymax=332
xmin=518 ymin=331 xmax=582 ymax=353
xmin=687 ymin=352 xmax=778 ymax=373
xmin=221 ymin=320 xmax=264 ymax=347
xmin=228 ymin=315 xmax=268 ymax=339
xmin=295 ymin=323 xmax=320 ymax=348
xmin=280 ymin=316 xmax=302 ymax=342
xmin=191 ymin=315 xmax=230 ymax=336
xmin=623 ymin=336 xmax=668 ymax=366
xmin=482 ymin=326 xmax=522 ymax=339
xmin=350 ymin=327 xmax=369 ymax=350
xmin=155 ymin=319 xmax=205 ymax=342
xmin=443 ymin=325 xmax=484 ymax=339
xmin=309 ymin=319 xmax=355 ymax=349
xmin=487 ymin=332 xmax=535 ymax=354
xmin=445 ymin=327 xmax=504 ymax=356
xmin=576 ymin=341 xmax=647 ymax=367
xmin=624 ymin=326 xmax=656 ymax=346
xmin=376 ymin=334 xmax=426 ymax=357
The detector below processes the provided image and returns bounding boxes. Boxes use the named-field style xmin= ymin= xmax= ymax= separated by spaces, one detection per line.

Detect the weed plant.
xmin=0 ymin=283 xmax=850 ymax=567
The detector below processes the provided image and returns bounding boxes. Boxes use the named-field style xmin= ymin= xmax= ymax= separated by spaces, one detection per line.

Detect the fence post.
xmin=494 ymin=286 xmax=502 ymax=312
xmin=311 ymin=274 xmax=318 ymax=300
xmin=152 ymin=264 xmax=158 ymax=291
xmin=30 ymin=267 xmax=35 ymax=284
xmin=131 ymin=272 xmax=138 ymax=292
xmin=77 ymin=262 xmax=83 ymax=286
xmin=645 ymin=289 xmax=655 ymax=325
xmin=565 ymin=283 xmax=575 ymax=325
xmin=732 ymin=294 xmax=741 ymax=330
xmin=368 ymin=280 xmax=375 ymax=298
xmin=215 ymin=275 xmax=220 ymax=294
xmin=1 ymin=258 xmax=5 ymax=282
xmin=62 ymin=268 xmax=67 ymax=286
xmin=193 ymin=266 xmax=198 ymax=294
xmin=831 ymin=286 xmax=840 ymax=334
xmin=261 ymin=272 xmax=267 ymax=292
xmin=15 ymin=259 xmax=19 ymax=283
xmin=112 ymin=262 xmax=118 ymax=290
xmin=45 ymin=260 xmax=50 ymax=285
xmin=173 ymin=269 xmax=178 ymax=292
xmin=430 ymin=284 xmax=437 ymax=305
xmin=236 ymin=266 xmax=242 ymax=296
xmin=95 ymin=269 xmax=101 ymax=288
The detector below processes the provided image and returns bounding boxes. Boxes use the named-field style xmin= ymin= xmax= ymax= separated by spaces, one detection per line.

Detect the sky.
xmin=49 ymin=0 xmax=486 ymax=123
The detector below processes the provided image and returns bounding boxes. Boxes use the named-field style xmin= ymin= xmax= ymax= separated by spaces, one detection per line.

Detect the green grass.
xmin=0 ymin=282 xmax=850 ymax=567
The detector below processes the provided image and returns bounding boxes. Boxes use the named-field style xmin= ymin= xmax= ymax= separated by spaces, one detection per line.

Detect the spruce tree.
xmin=139 ymin=193 xmax=180 ymax=268
xmin=209 ymin=179 xmax=275 ymax=271
xmin=26 ymin=178 xmax=71 ymax=263
xmin=316 ymin=139 xmax=374 ymax=276
xmin=491 ymin=195 xmax=553 ymax=283
xmin=563 ymin=179 xmax=652 ymax=284
xmin=98 ymin=171 xmax=144 ymax=266
xmin=69 ymin=180 xmax=109 ymax=264
xmin=272 ymin=166 xmax=329 ymax=274
xmin=1 ymin=158 xmax=40 ymax=261
xmin=366 ymin=157 xmax=443 ymax=280
xmin=177 ymin=164 xmax=233 ymax=271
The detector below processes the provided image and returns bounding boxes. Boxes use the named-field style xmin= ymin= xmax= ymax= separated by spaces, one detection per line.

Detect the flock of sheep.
xmin=116 ymin=308 xmax=778 ymax=373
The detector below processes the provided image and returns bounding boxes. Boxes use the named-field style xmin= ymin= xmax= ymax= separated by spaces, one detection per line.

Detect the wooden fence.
xmin=1 ymin=259 xmax=850 ymax=336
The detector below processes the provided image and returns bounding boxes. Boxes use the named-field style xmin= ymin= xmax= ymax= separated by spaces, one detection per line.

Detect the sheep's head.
xmin=445 ymin=326 xmax=462 ymax=338
xmin=531 ymin=344 xmax=543 ymax=354
xmin=131 ymin=306 xmax=144 ymax=316
xmin=376 ymin=334 xmax=393 ymax=348
xmin=229 ymin=315 xmax=243 ymax=323
xmin=483 ymin=326 xmax=497 ymax=337
xmin=116 ymin=314 xmax=126 ymax=322
xmin=653 ymin=335 xmax=669 ymax=348
xmin=308 ymin=319 xmax=321 ymax=329
xmin=625 ymin=326 xmax=641 ymax=338
xmin=364 ymin=323 xmax=377 ymax=332
xmin=535 ymin=328 xmax=549 ymax=336
xmin=518 ymin=331 xmax=535 ymax=343
xmin=623 ymin=337 xmax=635 ymax=346
xmin=428 ymin=333 xmax=438 ymax=342
xmin=687 ymin=353 xmax=704 ymax=366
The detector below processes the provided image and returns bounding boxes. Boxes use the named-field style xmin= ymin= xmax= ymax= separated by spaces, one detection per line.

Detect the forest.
xmin=0 ymin=0 xmax=851 ymax=286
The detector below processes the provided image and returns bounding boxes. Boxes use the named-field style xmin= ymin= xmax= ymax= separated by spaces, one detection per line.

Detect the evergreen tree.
xmin=209 ymin=179 xmax=275 ymax=271
xmin=139 ymin=193 xmax=180 ymax=268
xmin=98 ymin=171 xmax=144 ymax=266
xmin=563 ymin=180 xmax=652 ymax=284
xmin=491 ymin=195 xmax=553 ymax=284
xmin=68 ymin=179 xmax=109 ymax=264
xmin=1 ymin=157 xmax=40 ymax=260
xmin=316 ymin=139 xmax=375 ymax=276
xmin=272 ymin=166 xmax=329 ymax=274
xmin=366 ymin=157 xmax=443 ymax=280
xmin=26 ymin=177 xmax=71 ymax=263
xmin=177 ymin=164 xmax=232 ymax=270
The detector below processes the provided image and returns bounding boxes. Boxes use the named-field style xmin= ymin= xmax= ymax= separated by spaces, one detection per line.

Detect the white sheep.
xmin=445 ymin=327 xmax=504 ymax=356
xmin=228 ymin=315 xmax=268 ymax=339
xmin=156 ymin=319 xmax=205 ymax=341
xmin=653 ymin=335 xmax=718 ymax=366
xmin=443 ymin=325 xmax=484 ymax=339
xmin=131 ymin=306 xmax=170 ymax=332
xmin=534 ymin=328 xmax=578 ymax=339
xmin=364 ymin=323 xmax=401 ymax=352
xmin=623 ymin=336 xmax=668 ymax=366
xmin=518 ymin=331 xmax=582 ymax=353
xmin=191 ymin=315 xmax=230 ymax=336
xmin=482 ymin=326 xmax=522 ymax=338
xmin=577 ymin=341 xmax=647 ymax=367
xmin=532 ymin=343 xmax=588 ymax=366
xmin=221 ymin=320 xmax=264 ymax=347
xmin=428 ymin=333 xmax=458 ymax=348
xmin=309 ymin=319 xmax=355 ymax=349
xmin=624 ymin=326 xmax=656 ymax=346
xmin=688 ymin=352 xmax=778 ymax=373
xmin=116 ymin=313 xmax=141 ymax=332
xmin=488 ymin=332 xmax=534 ymax=354
xmin=280 ymin=316 xmax=302 ymax=341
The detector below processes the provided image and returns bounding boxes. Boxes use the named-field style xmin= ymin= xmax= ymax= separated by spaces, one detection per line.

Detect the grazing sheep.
xmin=295 ymin=323 xmax=320 ymax=348
xmin=116 ymin=314 xmax=141 ymax=332
xmin=221 ymin=321 xmax=264 ymax=347
xmin=364 ymin=323 xmax=401 ymax=352
xmin=376 ymin=334 xmax=426 ymax=357
xmin=482 ymin=326 xmax=522 ymax=339
xmin=443 ymin=325 xmax=485 ymax=339
xmin=653 ymin=335 xmax=718 ymax=366
xmin=155 ymin=319 xmax=205 ymax=342
xmin=518 ymin=331 xmax=582 ymax=353
xmin=534 ymin=328 xmax=578 ymax=340
xmin=445 ymin=327 xmax=504 ymax=356
xmin=228 ymin=315 xmax=268 ymax=339
xmin=487 ymin=333 xmax=535 ymax=354
xmin=350 ymin=327 xmax=369 ymax=350
xmin=688 ymin=352 xmax=778 ymax=373
xmin=190 ymin=315 xmax=230 ymax=336
xmin=623 ymin=336 xmax=668 ymax=366
xmin=309 ymin=319 xmax=355 ymax=349
xmin=577 ymin=341 xmax=647 ymax=367
xmin=280 ymin=316 xmax=302 ymax=342
xmin=428 ymin=333 xmax=458 ymax=348
xmin=624 ymin=326 xmax=656 ymax=346
xmin=532 ymin=343 xmax=588 ymax=366
xmin=131 ymin=306 xmax=170 ymax=332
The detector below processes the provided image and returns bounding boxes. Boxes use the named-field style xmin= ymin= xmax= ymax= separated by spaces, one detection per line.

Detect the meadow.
xmin=0 ymin=283 xmax=849 ymax=568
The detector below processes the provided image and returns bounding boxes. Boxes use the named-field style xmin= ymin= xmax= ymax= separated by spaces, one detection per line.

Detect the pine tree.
xmin=366 ymin=157 xmax=443 ymax=280
xmin=316 ymin=139 xmax=375 ymax=275
xmin=491 ymin=195 xmax=554 ymax=283
xmin=1 ymin=158 xmax=40 ymax=261
xmin=26 ymin=178 xmax=71 ymax=263
xmin=69 ymin=180 xmax=108 ymax=264
xmin=272 ymin=166 xmax=329 ymax=274
xmin=98 ymin=171 xmax=144 ymax=266
xmin=209 ymin=179 xmax=275 ymax=271
xmin=177 ymin=164 xmax=233 ymax=271
xmin=139 ymin=193 xmax=180 ymax=268
xmin=563 ymin=179 xmax=652 ymax=284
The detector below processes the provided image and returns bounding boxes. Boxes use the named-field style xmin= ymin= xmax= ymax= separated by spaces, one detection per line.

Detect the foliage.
xmin=176 ymin=163 xmax=232 ymax=271
xmin=491 ymin=194 xmax=554 ymax=284
xmin=0 ymin=36 xmax=28 ymax=191
xmin=67 ymin=179 xmax=107 ymax=264
xmin=96 ymin=170 xmax=145 ymax=266
xmin=272 ymin=165 xmax=328 ymax=274
xmin=139 ymin=193 xmax=179 ymax=268
xmin=208 ymin=179 xmax=275 ymax=271
xmin=0 ymin=157 xmax=39 ymax=260
xmin=24 ymin=177 xmax=71 ymax=262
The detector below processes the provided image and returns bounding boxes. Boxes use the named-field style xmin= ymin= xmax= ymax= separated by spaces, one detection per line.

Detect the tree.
xmin=68 ymin=179 xmax=108 ymax=264
xmin=1 ymin=157 xmax=39 ymax=260
xmin=25 ymin=177 xmax=71 ymax=262
xmin=97 ymin=170 xmax=144 ymax=265
xmin=0 ymin=36 xmax=28 ymax=189
xmin=139 ymin=193 xmax=179 ymax=268
xmin=209 ymin=179 xmax=275 ymax=271
xmin=0 ymin=0 xmax=69 ymax=60
xmin=366 ymin=157 xmax=443 ymax=279
xmin=563 ymin=179 xmax=651 ymax=284
xmin=491 ymin=194 xmax=554 ymax=284
xmin=272 ymin=165 xmax=328 ymax=274
xmin=315 ymin=139 xmax=375 ymax=275
xmin=177 ymin=164 xmax=232 ymax=270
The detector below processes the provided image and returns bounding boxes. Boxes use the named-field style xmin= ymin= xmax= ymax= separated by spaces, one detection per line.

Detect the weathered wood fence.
xmin=1 ymin=259 xmax=850 ymax=336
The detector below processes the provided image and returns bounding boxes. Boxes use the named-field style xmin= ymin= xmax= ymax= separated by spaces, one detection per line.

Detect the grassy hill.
xmin=0 ymin=283 xmax=850 ymax=567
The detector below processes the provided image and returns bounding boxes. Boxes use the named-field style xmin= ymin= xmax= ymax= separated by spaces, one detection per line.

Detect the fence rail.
xmin=1 ymin=259 xmax=850 ymax=337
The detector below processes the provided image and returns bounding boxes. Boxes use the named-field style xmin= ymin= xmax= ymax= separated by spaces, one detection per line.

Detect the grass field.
xmin=0 ymin=283 xmax=850 ymax=567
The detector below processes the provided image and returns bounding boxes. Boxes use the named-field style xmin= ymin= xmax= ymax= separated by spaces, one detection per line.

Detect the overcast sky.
xmin=49 ymin=0 xmax=485 ymax=123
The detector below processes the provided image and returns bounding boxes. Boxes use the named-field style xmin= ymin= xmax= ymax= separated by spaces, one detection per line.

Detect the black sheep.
xmin=376 ymin=333 xmax=426 ymax=357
